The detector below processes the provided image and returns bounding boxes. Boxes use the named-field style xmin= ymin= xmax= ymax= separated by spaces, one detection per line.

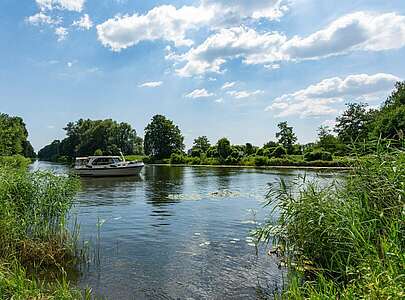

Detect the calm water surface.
xmin=31 ymin=161 xmax=341 ymax=299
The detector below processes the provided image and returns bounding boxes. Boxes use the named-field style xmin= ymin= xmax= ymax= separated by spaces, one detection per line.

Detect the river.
xmin=31 ymin=161 xmax=341 ymax=299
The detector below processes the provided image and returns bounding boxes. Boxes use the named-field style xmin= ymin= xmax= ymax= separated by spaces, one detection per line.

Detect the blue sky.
xmin=1 ymin=0 xmax=405 ymax=151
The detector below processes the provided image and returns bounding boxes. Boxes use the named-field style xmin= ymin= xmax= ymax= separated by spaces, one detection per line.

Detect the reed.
xmin=0 ymin=165 xmax=88 ymax=299
xmin=255 ymin=149 xmax=405 ymax=299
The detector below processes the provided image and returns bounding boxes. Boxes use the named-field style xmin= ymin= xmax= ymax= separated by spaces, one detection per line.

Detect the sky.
xmin=1 ymin=0 xmax=405 ymax=151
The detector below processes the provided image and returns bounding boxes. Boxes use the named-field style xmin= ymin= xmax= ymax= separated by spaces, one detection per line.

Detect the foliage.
xmin=255 ymin=150 xmax=405 ymax=299
xmin=0 ymin=155 xmax=31 ymax=169
xmin=0 ymin=166 xmax=84 ymax=299
xmin=144 ymin=115 xmax=185 ymax=159
xmin=271 ymin=145 xmax=287 ymax=158
xmin=39 ymin=119 xmax=139 ymax=161
xmin=0 ymin=113 xmax=35 ymax=158
xmin=304 ymin=150 xmax=333 ymax=161
xmin=335 ymin=103 xmax=375 ymax=144
xmin=276 ymin=122 xmax=297 ymax=154
xmin=216 ymin=138 xmax=232 ymax=160
xmin=192 ymin=136 xmax=211 ymax=153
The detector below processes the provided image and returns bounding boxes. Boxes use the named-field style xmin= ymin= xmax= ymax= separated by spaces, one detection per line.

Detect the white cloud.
xmin=227 ymin=89 xmax=264 ymax=99
xmin=139 ymin=81 xmax=163 ymax=88
xmin=202 ymin=0 xmax=290 ymax=24
xmin=215 ymin=97 xmax=224 ymax=103
xmin=55 ymin=27 xmax=68 ymax=41
xmin=185 ymin=88 xmax=214 ymax=99
xmin=281 ymin=12 xmax=405 ymax=60
xmin=26 ymin=12 xmax=61 ymax=26
xmin=172 ymin=12 xmax=405 ymax=77
xmin=221 ymin=82 xmax=236 ymax=89
xmin=36 ymin=0 xmax=85 ymax=12
xmin=266 ymin=73 xmax=400 ymax=118
xmin=321 ymin=119 xmax=337 ymax=128
xmin=172 ymin=26 xmax=286 ymax=77
xmin=96 ymin=5 xmax=215 ymax=51
xmin=72 ymin=14 xmax=93 ymax=30
xmin=96 ymin=1 xmax=291 ymax=52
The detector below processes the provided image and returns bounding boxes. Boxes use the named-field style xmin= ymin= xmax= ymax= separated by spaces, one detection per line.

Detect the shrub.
xmin=271 ymin=146 xmax=287 ymax=158
xmin=254 ymin=156 xmax=269 ymax=166
xmin=304 ymin=150 xmax=333 ymax=161
xmin=170 ymin=153 xmax=186 ymax=164
xmin=0 ymin=155 xmax=31 ymax=169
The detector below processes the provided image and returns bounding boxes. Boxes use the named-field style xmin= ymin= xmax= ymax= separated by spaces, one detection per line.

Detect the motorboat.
xmin=74 ymin=156 xmax=144 ymax=177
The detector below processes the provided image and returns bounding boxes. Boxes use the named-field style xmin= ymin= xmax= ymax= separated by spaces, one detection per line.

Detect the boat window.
xmin=93 ymin=158 xmax=116 ymax=165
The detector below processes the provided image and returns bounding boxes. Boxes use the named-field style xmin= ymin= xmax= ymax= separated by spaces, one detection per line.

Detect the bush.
xmin=254 ymin=156 xmax=269 ymax=166
xmin=0 ymin=155 xmax=31 ymax=169
xmin=304 ymin=150 xmax=333 ymax=161
xmin=170 ymin=153 xmax=187 ymax=164
xmin=94 ymin=149 xmax=103 ymax=156
xmin=271 ymin=146 xmax=287 ymax=158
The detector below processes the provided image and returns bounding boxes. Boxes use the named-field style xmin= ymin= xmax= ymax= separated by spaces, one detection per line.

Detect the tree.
xmin=335 ymin=103 xmax=375 ymax=144
xmin=371 ymin=81 xmax=405 ymax=141
xmin=245 ymin=143 xmax=255 ymax=155
xmin=276 ymin=121 xmax=297 ymax=154
xmin=216 ymin=138 xmax=232 ymax=159
xmin=317 ymin=126 xmax=341 ymax=154
xmin=144 ymin=115 xmax=184 ymax=159
xmin=193 ymin=136 xmax=211 ymax=153
xmin=0 ymin=113 xmax=34 ymax=157
xmin=133 ymin=136 xmax=144 ymax=155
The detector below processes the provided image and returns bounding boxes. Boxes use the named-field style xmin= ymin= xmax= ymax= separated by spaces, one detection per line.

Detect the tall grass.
xmin=255 ymin=150 xmax=405 ymax=299
xmin=0 ymin=165 xmax=88 ymax=299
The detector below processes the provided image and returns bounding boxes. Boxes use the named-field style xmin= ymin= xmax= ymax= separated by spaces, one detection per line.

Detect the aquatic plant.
xmin=255 ymin=150 xmax=405 ymax=298
xmin=0 ymin=166 xmax=86 ymax=299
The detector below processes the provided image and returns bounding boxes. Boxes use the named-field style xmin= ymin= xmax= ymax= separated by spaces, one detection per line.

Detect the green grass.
xmin=254 ymin=150 xmax=405 ymax=299
xmin=0 ymin=164 xmax=88 ymax=299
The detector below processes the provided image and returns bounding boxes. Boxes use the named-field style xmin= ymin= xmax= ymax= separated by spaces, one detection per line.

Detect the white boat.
xmin=74 ymin=156 xmax=144 ymax=177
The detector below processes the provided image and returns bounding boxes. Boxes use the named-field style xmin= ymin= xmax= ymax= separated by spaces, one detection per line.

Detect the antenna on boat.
xmin=119 ymin=149 xmax=126 ymax=162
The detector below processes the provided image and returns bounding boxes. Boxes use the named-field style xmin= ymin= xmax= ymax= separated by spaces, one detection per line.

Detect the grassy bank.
xmin=0 ymin=160 xmax=87 ymax=299
xmin=255 ymin=151 xmax=405 ymax=299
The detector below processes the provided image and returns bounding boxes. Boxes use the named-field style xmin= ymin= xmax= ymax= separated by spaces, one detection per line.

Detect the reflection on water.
xmin=33 ymin=161 xmax=343 ymax=299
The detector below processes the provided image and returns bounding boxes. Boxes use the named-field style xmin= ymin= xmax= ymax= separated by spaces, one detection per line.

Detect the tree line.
xmin=3 ymin=81 xmax=404 ymax=165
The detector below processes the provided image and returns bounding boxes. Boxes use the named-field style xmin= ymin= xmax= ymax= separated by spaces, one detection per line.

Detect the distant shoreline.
xmin=147 ymin=163 xmax=352 ymax=171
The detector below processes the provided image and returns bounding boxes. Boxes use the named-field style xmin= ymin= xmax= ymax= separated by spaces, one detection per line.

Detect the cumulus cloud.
xmin=172 ymin=12 xmax=405 ymax=77
xmin=172 ymin=26 xmax=286 ymax=77
xmin=96 ymin=5 xmax=214 ymax=51
xmin=221 ymin=82 xmax=236 ymax=89
xmin=96 ymin=1 xmax=290 ymax=52
xmin=36 ymin=0 xmax=85 ymax=12
xmin=26 ymin=12 xmax=61 ymax=26
xmin=138 ymin=81 xmax=163 ymax=88
xmin=55 ymin=26 xmax=68 ymax=41
xmin=266 ymin=73 xmax=400 ymax=118
xmin=227 ymin=89 xmax=264 ymax=99
xmin=185 ymin=88 xmax=214 ymax=99
xmin=72 ymin=14 xmax=93 ymax=30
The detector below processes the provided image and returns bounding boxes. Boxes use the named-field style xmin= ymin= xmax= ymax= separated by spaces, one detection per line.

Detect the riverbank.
xmin=0 ymin=161 xmax=86 ymax=299
xmin=255 ymin=151 xmax=405 ymax=298
xmin=149 ymin=163 xmax=352 ymax=170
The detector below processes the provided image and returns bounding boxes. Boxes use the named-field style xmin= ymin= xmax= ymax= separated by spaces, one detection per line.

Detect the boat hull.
xmin=75 ymin=164 xmax=144 ymax=177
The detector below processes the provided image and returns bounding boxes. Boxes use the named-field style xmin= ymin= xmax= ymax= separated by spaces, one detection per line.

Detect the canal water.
xmin=31 ymin=161 xmax=341 ymax=299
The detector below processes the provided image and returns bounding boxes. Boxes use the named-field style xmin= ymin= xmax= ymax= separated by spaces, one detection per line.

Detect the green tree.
xmin=371 ymin=82 xmax=405 ymax=141
xmin=144 ymin=115 xmax=184 ymax=159
xmin=133 ymin=136 xmax=144 ymax=155
xmin=276 ymin=121 xmax=297 ymax=154
xmin=0 ymin=113 xmax=34 ymax=157
xmin=216 ymin=138 xmax=232 ymax=160
xmin=193 ymin=136 xmax=211 ymax=153
xmin=335 ymin=103 xmax=375 ymax=144
xmin=317 ymin=125 xmax=342 ymax=154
